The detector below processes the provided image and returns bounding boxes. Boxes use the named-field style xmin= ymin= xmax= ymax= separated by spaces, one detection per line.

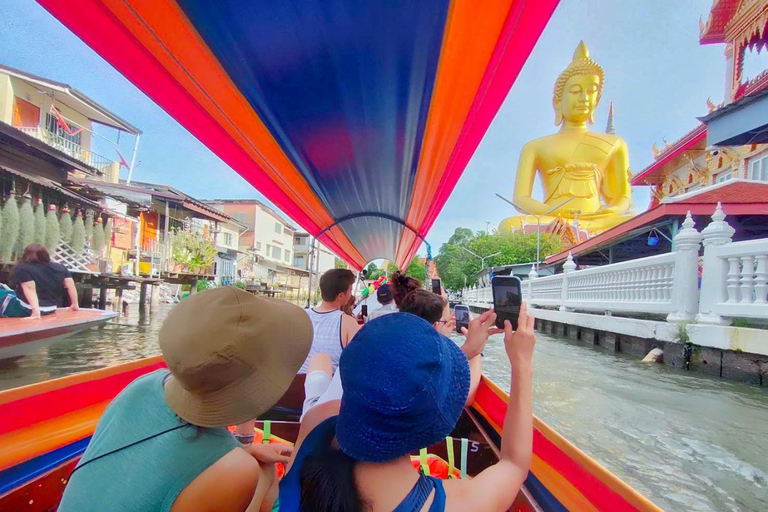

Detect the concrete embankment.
xmin=468 ymin=305 xmax=768 ymax=387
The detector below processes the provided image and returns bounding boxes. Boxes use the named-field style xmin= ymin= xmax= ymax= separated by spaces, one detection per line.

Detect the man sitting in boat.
xmin=298 ymin=268 xmax=360 ymax=376
xmin=365 ymin=283 xmax=396 ymax=322
xmin=280 ymin=306 xmax=536 ymax=512
xmin=6 ymin=243 xmax=79 ymax=318
xmin=58 ymin=287 xmax=312 ymax=512
xmin=300 ymin=288 xmax=494 ymax=421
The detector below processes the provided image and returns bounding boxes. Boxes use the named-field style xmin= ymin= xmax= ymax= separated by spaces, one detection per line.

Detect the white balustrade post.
xmin=560 ymin=251 xmax=576 ymax=311
xmin=528 ymin=267 xmax=537 ymax=302
xmin=667 ymin=212 xmax=702 ymax=323
xmin=696 ymin=202 xmax=735 ymax=325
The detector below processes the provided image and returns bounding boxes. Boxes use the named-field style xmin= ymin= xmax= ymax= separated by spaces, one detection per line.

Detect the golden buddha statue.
xmin=499 ymin=41 xmax=632 ymax=235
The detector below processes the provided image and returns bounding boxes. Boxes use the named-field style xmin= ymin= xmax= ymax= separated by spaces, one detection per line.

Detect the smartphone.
xmin=491 ymin=276 xmax=522 ymax=330
xmin=431 ymin=278 xmax=441 ymax=294
xmin=361 ymin=304 xmax=368 ymax=316
xmin=454 ymin=305 xmax=470 ymax=333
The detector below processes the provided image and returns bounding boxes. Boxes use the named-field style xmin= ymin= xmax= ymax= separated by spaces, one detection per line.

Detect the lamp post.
xmin=459 ymin=246 xmax=501 ymax=271
xmin=495 ymin=194 xmax=576 ymax=273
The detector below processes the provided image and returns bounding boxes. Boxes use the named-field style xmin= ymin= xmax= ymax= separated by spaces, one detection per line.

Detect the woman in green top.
xmin=58 ymin=287 xmax=313 ymax=512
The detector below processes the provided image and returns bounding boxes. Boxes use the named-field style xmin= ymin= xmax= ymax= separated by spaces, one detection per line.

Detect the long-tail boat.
xmin=0 ymin=358 xmax=662 ymax=511
xmin=3 ymin=1 xmax=663 ymax=510
xmin=0 ymin=309 xmax=117 ymax=361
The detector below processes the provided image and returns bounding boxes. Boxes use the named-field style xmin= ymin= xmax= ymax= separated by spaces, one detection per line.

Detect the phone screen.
xmin=361 ymin=305 xmax=368 ymax=316
xmin=455 ymin=306 xmax=470 ymax=333
xmin=431 ymin=279 xmax=441 ymax=294
xmin=492 ymin=277 xmax=521 ymax=330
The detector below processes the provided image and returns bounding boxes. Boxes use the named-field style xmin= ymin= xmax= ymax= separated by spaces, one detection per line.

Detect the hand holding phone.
xmin=361 ymin=304 xmax=368 ymax=317
xmin=454 ymin=305 xmax=470 ymax=334
xmin=492 ymin=276 xmax=522 ymax=330
xmin=431 ymin=278 xmax=441 ymax=295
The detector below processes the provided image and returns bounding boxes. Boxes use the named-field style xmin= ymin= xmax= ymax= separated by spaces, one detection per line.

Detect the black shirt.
xmin=10 ymin=261 xmax=72 ymax=308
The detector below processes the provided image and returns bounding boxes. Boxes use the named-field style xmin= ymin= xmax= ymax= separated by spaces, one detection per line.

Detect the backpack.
xmin=0 ymin=284 xmax=31 ymax=318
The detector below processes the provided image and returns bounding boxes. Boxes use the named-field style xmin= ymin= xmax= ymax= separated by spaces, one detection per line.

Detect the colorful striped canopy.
xmin=38 ymin=0 xmax=559 ymax=270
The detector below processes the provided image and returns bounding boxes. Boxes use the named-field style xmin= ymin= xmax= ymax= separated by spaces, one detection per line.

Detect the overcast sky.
xmin=1 ymin=0 xmax=759 ymax=262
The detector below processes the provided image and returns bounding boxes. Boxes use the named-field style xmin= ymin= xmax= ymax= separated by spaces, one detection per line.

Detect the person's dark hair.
xmin=20 ymin=244 xmax=51 ymax=264
xmin=399 ymin=289 xmax=447 ymax=324
xmin=300 ymin=425 xmax=367 ymax=512
xmin=320 ymin=269 xmax=356 ymax=302
xmin=390 ymin=271 xmax=421 ymax=307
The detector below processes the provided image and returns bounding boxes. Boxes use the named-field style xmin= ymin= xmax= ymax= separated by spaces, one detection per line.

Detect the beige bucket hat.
xmin=159 ymin=287 xmax=312 ymax=428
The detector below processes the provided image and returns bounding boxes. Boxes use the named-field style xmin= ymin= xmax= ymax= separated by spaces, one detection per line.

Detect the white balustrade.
xmin=711 ymin=238 xmax=768 ymax=319
xmin=458 ymin=204 xmax=768 ymax=325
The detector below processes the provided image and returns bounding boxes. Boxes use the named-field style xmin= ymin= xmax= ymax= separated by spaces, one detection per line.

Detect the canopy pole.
xmin=126 ymin=134 xmax=141 ymax=184
xmin=306 ymin=237 xmax=316 ymax=308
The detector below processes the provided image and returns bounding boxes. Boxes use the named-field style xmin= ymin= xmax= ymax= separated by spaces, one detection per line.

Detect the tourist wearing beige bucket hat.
xmin=59 ymin=287 xmax=313 ymax=512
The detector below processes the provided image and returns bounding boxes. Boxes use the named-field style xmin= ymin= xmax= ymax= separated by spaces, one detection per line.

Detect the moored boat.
xmin=0 ymin=309 xmax=117 ymax=361
xmin=0 ymin=357 xmax=662 ymax=511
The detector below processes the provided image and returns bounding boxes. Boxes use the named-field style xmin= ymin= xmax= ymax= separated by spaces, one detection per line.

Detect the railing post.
xmin=696 ymin=202 xmax=735 ymax=325
xmin=667 ymin=212 xmax=702 ymax=323
xmin=528 ymin=267 xmax=537 ymax=303
xmin=560 ymin=251 xmax=576 ymax=311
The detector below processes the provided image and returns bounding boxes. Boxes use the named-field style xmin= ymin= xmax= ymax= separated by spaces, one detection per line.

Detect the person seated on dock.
xmin=297 ymin=269 xmax=360 ymax=375
xmin=281 ymin=307 xmax=536 ymax=512
xmin=58 ymin=287 xmax=313 ymax=512
xmin=7 ymin=243 xmax=79 ymax=319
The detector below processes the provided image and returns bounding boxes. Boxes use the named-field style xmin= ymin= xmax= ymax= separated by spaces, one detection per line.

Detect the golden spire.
xmin=652 ymin=143 xmax=660 ymax=158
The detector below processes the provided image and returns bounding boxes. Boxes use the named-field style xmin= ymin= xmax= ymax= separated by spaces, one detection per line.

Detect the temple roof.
xmin=700 ymin=0 xmax=740 ymax=45
xmin=630 ymin=124 xmax=707 ymax=186
xmin=544 ymin=179 xmax=768 ymax=266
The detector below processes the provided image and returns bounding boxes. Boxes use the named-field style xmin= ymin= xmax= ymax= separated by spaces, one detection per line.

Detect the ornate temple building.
xmin=633 ymin=0 xmax=768 ymax=205
xmin=543 ymin=0 xmax=768 ymax=268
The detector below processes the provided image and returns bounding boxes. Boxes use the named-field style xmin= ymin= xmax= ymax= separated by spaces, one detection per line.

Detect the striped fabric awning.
xmin=37 ymin=0 xmax=559 ymax=269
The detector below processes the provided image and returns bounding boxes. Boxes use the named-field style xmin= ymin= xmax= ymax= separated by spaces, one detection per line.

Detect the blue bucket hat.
xmin=336 ymin=313 xmax=470 ymax=462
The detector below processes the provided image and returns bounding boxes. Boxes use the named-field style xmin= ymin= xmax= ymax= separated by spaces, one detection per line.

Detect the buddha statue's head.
xmin=553 ymin=41 xmax=604 ymax=126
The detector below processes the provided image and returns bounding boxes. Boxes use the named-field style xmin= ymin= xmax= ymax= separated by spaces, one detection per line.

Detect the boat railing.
xmin=463 ymin=203 xmax=768 ymax=325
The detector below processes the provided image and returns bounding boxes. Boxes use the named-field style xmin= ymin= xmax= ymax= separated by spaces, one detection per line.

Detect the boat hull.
xmin=0 ymin=309 xmax=117 ymax=360
xmin=0 ymin=357 xmax=663 ymax=512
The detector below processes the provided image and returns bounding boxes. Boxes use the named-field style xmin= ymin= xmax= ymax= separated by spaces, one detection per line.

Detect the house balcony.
xmin=16 ymin=125 xmax=117 ymax=173
xmin=293 ymin=242 xmax=310 ymax=254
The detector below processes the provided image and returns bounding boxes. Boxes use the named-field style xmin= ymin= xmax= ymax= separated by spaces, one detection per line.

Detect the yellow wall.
xmin=0 ymin=75 xmax=13 ymax=125
xmin=0 ymin=73 xmax=94 ymax=150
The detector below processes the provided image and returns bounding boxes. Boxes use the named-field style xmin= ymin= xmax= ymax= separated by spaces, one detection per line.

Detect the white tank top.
xmin=298 ymin=308 xmax=344 ymax=374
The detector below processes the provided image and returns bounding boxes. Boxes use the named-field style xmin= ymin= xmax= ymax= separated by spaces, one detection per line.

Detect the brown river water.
xmin=1 ymin=303 xmax=767 ymax=511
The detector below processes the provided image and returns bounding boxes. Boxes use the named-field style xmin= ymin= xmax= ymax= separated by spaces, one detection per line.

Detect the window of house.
xmin=749 ymin=154 xmax=768 ymax=181
xmin=233 ymin=213 xmax=246 ymax=223
xmin=294 ymin=256 xmax=305 ymax=268
xmin=265 ymin=243 xmax=270 ymax=255
xmin=275 ymin=222 xmax=282 ymax=235
xmin=271 ymin=246 xmax=282 ymax=260
xmin=285 ymin=250 xmax=291 ymax=263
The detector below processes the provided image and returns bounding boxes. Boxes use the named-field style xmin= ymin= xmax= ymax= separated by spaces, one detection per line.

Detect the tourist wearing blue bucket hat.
xmin=278 ymin=303 xmax=536 ymax=512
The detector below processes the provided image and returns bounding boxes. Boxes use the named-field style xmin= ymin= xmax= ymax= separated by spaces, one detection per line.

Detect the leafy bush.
xmin=170 ymin=228 xmax=217 ymax=274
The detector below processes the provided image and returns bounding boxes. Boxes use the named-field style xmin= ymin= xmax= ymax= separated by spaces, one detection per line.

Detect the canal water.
xmin=2 ymin=304 xmax=767 ymax=512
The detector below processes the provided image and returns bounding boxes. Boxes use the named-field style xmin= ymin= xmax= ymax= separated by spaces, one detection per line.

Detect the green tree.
xmin=434 ymin=228 xmax=561 ymax=290
xmin=404 ymin=258 xmax=427 ymax=282
xmin=365 ymin=262 xmax=386 ymax=280
xmin=334 ymin=258 xmax=348 ymax=269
